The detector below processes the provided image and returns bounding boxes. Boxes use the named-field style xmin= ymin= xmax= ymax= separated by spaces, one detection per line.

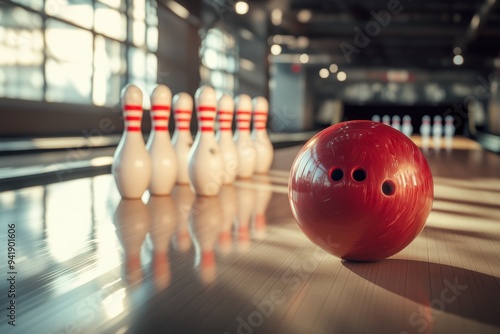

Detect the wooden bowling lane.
xmin=0 ymin=139 xmax=499 ymax=334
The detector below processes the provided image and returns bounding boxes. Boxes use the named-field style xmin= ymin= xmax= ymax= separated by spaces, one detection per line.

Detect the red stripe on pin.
xmin=218 ymin=110 xmax=233 ymax=115
xmin=127 ymin=126 xmax=141 ymax=132
xmin=125 ymin=116 xmax=141 ymax=121
xmin=153 ymin=116 xmax=169 ymax=121
xmin=199 ymin=116 xmax=214 ymax=121
xmin=253 ymin=111 xmax=267 ymax=116
xmin=255 ymin=127 xmax=266 ymax=130
xmin=154 ymin=126 xmax=168 ymax=131
xmin=177 ymin=126 xmax=190 ymax=131
xmin=175 ymin=109 xmax=192 ymax=114
xmin=219 ymin=127 xmax=232 ymax=131
xmin=201 ymin=126 xmax=214 ymax=131
xmin=236 ymin=111 xmax=251 ymax=115
xmin=152 ymin=105 xmax=170 ymax=111
xmin=198 ymin=106 xmax=216 ymax=112
xmin=124 ymin=105 xmax=142 ymax=111
xmin=218 ymin=119 xmax=232 ymax=123
xmin=238 ymin=127 xmax=250 ymax=131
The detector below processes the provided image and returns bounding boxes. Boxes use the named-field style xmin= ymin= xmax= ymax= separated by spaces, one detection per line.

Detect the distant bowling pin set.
xmin=112 ymin=84 xmax=274 ymax=199
xmin=371 ymin=113 xmax=455 ymax=147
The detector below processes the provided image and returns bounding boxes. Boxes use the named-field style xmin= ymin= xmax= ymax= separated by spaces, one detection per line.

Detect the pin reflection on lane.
xmin=172 ymin=185 xmax=195 ymax=253
xmin=252 ymin=174 xmax=273 ymax=240
xmin=147 ymin=195 xmax=178 ymax=290
xmin=236 ymin=180 xmax=256 ymax=253
xmin=113 ymin=199 xmax=150 ymax=285
xmin=189 ymin=195 xmax=223 ymax=285
xmin=218 ymin=185 xmax=237 ymax=255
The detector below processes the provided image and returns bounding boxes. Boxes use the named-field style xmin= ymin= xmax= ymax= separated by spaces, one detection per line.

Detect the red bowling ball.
xmin=288 ymin=121 xmax=434 ymax=261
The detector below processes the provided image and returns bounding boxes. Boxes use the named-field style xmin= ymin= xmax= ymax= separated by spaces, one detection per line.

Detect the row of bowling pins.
xmin=114 ymin=180 xmax=273 ymax=287
xmin=418 ymin=115 xmax=455 ymax=145
xmin=371 ymin=114 xmax=414 ymax=137
xmin=372 ymin=114 xmax=456 ymax=142
xmin=112 ymin=84 xmax=274 ymax=199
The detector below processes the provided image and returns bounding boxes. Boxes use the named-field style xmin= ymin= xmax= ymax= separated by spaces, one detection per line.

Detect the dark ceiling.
xmin=264 ymin=0 xmax=500 ymax=71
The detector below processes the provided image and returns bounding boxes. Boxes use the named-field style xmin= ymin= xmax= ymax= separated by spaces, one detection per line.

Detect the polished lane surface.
xmin=0 ymin=138 xmax=499 ymax=334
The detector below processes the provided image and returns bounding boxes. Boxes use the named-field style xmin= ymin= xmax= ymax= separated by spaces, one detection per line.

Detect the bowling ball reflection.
xmin=288 ymin=121 xmax=434 ymax=261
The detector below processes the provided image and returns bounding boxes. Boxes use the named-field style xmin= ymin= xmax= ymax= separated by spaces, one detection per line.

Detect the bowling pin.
xmin=401 ymin=115 xmax=413 ymax=137
xmin=146 ymin=85 xmax=178 ymax=196
xmin=114 ymin=199 xmax=150 ymax=285
xmin=391 ymin=115 xmax=401 ymax=132
xmin=189 ymin=196 xmax=223 ymax=285
xmin=433 ymin=115 xmax=443 ymax=149
xmin=112 ymin=84 xmax=152 ymax=199
xmin=252 ymin=96 xmax=274 ymax=174
xmin=371 ymin=114 xmax=381 ymax=122
xmin=419 ymin=115 xmax=431 ymax=150
xmin=444 ymin=115 xmax=455 ymax=148
xmin=147 ymin=195 xmax=177 ymax=290
xmin=188 ymin=86 xmax=224 ymax=196
xmin=172 ymin=93 xmax=194 ymax=185
xmin=382 ymin=115 xmax=391 ymax=126
xmin=216 ymin=94 xmax=239 ymax=185
xmin=234 ymin=94 xmax=257 ymax=178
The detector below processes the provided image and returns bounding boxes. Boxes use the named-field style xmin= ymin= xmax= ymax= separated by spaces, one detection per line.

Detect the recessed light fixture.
xmin=337 ymin=71 xmax=347 ymax=81
xmin=235 ymin=1 xmax=249 ymax=15
xmin=270 ymin=44 xmax=282 ymax=55
xmin=329 ymin=64 xmax=338 ymax=73
xmin=453 ymin=55 xmax=464 ymax=66
xmin=297 ymin=9 xmax=312 ymax=23
xmin=271 ymin=8 xmax=283 ymax=25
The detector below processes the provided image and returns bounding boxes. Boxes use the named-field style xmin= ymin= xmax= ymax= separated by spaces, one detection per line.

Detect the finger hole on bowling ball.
xmin=352 ymin=168 xmax=367 ymax=182
xmin=382 ymin=180 xmax=396 ymax=196
xmin=329 ymin=168 xmax=344 ymax=181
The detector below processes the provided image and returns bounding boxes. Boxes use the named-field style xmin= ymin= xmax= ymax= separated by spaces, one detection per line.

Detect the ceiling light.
xmin=299 ymin=53 xmax=309 ymax=64
xmin=167 ymin=1 xmax=189 ymax=19
xmin=337 ymin=71 xmax=347 ymax=81
xmin=270 ymin=44 xmax=282 ymax=55
xmin=240 ymin=58 xmax=255 ymax=71
xmin=470 ymin=14 xmax=480 ymax=29
xmin=271 ymin=8 xmax=282 ymax=25
xmin=297 ymin=9 xmax=312 ymax=23
xmin=296 ymin=36 xmax=309 ymax=48
xmin=319 ymin=68 xmax=329 ymax=78
xmin=329 ymin=64 xmax=338 ymax=73
xmin=453 ymin=55 xmax=464 ymax=65
xmin=240 ymin=28 xmax=254 ymax=40
xmin=272 ymin=35 xmax=283 ymax=44
xmin=235 ymin=1 xmax=249 ymax=15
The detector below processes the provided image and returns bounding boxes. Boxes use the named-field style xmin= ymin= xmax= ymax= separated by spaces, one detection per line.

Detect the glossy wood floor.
xmin=0 ymin=136 xmax=499 ymax=334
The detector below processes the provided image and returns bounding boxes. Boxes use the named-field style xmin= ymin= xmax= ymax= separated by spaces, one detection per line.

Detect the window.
xmin=0 ymin=0 xmax=158 ymax=107
xmin=200 ymin=27 xmax=237 ymax=95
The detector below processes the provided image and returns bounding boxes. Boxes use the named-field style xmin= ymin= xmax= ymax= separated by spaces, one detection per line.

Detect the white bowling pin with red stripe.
xmin=188 ymin=86 xmax=224 ymax=196
xmin=112 ymin=84 xmax=151 ymax=199
xmin=146 ymin=85 xmax=178 ymax=195
xmin=216 ymin=94 xmax=239 ymax=184
xmin=251 ymin=96 xmax=273 ymax=174
xmin=172 ymin=93 xmax=194 ymax=185
xmin=234 ymin=94 xmax=256 ymax=178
